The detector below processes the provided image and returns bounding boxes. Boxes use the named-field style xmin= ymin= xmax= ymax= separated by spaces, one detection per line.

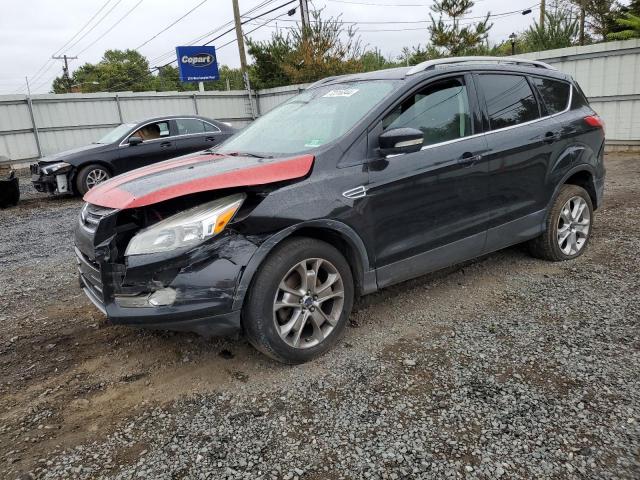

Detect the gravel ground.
xmin=1 ymin=155 xmax=639 ymax=479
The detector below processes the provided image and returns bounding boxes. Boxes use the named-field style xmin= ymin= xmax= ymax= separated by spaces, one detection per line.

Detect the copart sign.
xmin=175 ymin=45 xmax=220 ymax=82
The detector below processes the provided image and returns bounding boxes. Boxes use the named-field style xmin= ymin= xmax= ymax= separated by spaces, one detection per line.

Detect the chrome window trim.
xmin=118 ymin=117 xmax=220 ymax=147
xmin=384 ymin=84 xmax=573 ymax=158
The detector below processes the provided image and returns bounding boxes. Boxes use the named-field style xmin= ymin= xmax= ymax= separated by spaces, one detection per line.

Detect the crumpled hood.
xmin=84 ymin=152 xmax=315 ymax=209
xmin=38 ymin=143 xmax=110 ymax=166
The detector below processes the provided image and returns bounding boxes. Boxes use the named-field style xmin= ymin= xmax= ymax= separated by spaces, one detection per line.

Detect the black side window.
xmin=204 ymin=122 xmax=220 ymax=132
xmin=477 ymin=74 xmax=540 ymax=130
xmin=571 ymin=83 xmax=590 ymax=110
xmin=382 ymin=76 xmax=472 ymax=147
xmin=176 ymin=118 xmax=206 ymax=135
xmin=531 ymin=77 xmax=571 ymax=114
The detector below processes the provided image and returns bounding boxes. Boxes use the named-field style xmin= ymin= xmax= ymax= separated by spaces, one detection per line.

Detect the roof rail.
xmin=406 ymin=56 xmax=556 ymax=75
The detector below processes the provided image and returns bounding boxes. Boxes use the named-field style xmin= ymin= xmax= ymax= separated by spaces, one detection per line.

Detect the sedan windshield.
xmin=96 ymin=123 xmax=136 ymax=144
xmin=218 ymin=80 xmax=398 ymax=156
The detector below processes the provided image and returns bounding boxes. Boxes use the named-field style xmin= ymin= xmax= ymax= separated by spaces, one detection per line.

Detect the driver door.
xmin=116 ymin=120 xmax=175 ymax=173
xmin=365 ymin=74 xmax=490 ymax=287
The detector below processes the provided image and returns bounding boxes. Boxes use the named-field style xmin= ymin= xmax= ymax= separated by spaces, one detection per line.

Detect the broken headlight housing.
xmin=41 ymin=162 xmax=72 ymax=175
xmin=125 ymin=193 xmax=245 ymax=256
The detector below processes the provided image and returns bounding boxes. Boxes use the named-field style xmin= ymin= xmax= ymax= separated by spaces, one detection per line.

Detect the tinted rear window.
xmin=477 ymin=74 xmax=540 ymax=130
xmin=532 ymin=77 xmax=571 ymax=114
xmin=571 ymin=83 xmax=590 ymax=110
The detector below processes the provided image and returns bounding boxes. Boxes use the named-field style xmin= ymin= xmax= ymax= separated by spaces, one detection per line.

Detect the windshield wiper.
xmin=225 ymin=151 xmax=273 ymax=159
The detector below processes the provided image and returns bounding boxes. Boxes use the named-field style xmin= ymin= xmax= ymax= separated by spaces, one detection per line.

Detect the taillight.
xmin=584 ymin=115 xmax=604 ymax=129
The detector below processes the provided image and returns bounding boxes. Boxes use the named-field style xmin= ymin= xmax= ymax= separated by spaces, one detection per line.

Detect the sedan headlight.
xmin=125 ymin=193 xmax=245 ymax=256
xmin=42 ymin=162 xmax=72 ymax=175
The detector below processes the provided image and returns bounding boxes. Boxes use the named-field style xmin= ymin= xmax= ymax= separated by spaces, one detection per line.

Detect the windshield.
xmin=97 ymin=123 xmax=136 ymax=144
xmin=218 ymin=80 xmax=399 ymax=156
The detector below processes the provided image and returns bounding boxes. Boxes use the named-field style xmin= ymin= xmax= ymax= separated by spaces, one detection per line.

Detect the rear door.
xmin=475 ymin=72 xmax=565 ymax=249
xmin=365 ymin=73 xmax=490 ymax=286
xmin=173 ymin=118 xmax=223 ymax=156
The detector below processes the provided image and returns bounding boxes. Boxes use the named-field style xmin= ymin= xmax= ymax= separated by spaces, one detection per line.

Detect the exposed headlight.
xmin=125 ymin=193 xmax=245 ymax=256
xmin=42 ymin=162 xmax=72 ymax=175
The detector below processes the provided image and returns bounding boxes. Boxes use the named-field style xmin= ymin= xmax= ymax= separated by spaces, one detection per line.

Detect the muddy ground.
xmin=0 ymin=155 xmax=638 ymax=479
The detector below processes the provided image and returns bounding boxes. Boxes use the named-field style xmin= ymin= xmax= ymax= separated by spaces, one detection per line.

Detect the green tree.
xmin=575 ymin=0 xmax=623 ymax=41
xmin=52 ymin=49 xmax=153 ymax=93
xmin=247 ymin=8 xmax=364 ymax=88
xmin=398 ymin=45 xmax=442 ymax=65
xmin=522 ymin=10 xmax=580 ymax=51
xmin=607 ymin=12 xmax=640 ymax=39
xmin=428 ymin=0 xmax=493 ymax=56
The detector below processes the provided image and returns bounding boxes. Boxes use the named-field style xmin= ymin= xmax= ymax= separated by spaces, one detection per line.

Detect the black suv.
xmin=74 ymin=57 xmax=605 ymax=364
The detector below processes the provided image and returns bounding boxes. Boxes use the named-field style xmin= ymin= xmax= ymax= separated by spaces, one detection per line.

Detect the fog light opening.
xmin=148 ymin=288 xmax=177 ymax=307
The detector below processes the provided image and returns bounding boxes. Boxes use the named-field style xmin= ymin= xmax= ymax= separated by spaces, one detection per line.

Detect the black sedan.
xmin=31 ymin=115 xmax=235 ymax=195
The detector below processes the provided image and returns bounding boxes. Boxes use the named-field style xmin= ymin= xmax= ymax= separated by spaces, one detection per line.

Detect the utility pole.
xmin=231 ymin=0 xmax=256 ymax=119
xmin=231 ymin=0 xmax=248 ymax=74
xmin=579 ymin=0 xmax=586 ymax=46
xmin=52 ymin=54 xmax=77 ymax=92
xmin=539 ymin=0 xmax=545 ymax=29
xmin=299 ymin=0 xmax=310 ymax=28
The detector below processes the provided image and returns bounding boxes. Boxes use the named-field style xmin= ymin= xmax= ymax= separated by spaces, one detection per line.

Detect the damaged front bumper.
xmin=30 ymin=162 xmax=72 ymax=194
xmin=74 ymin=207 xmax=261 ymax=336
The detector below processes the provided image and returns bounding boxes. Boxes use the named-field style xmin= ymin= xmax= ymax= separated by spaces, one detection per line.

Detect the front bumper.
xmin=30 ymin=163 xmax=71 ymax=194
xmin=74 ymin=221 xmax=260 ymax=336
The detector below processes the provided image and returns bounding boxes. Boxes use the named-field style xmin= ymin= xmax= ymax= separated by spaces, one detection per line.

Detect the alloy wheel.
xmin=273 ymin=258 xmax=345 ymax=349
xmin=557 ymin=195 xmax=591 ymax=255
xmin=86 ymin=168 xmax=109 ymax=189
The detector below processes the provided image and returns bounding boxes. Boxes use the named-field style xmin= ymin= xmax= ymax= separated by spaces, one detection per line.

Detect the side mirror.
xmin=378 ymin=127 xmax=423 ymax=156
xmin=128 ymin=136 xmax=143 ymax=146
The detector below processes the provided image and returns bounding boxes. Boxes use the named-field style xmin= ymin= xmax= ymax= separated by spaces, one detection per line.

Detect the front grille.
xmin=30 ymin=163 xmax=40 ymax=175
xmin=80 ymin=203 xmax=116 ymax=234
xmin=75 ymin=246 xmax=104 ymax=303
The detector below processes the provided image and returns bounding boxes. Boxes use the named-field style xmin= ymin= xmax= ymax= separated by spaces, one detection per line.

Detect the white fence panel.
xmin=118 ymin=93 xmax=197 ymax=122
xmin=2 ymin=39 xmax=640 ymax=164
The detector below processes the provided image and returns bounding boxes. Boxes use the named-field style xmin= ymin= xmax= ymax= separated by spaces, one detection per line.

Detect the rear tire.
xmin=76 ymin=164 xmax=111 ymax=196
xmin=243 ymin=237 xmax=354 ymax=364
xmin=528 ymin=184 xmax=594 ymax=261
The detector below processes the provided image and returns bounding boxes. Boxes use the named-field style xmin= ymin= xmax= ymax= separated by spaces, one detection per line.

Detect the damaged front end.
xmin=74 ymin=190 xmax=267 ymax=337
xmin=30 ymin=161 xmax=73 ymax=194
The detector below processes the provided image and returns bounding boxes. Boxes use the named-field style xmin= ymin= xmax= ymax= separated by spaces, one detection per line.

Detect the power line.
xmin=75 ymin=0 xmax=146 ymax=56
xmin=53 ymin=1 xmax=114 ymax=57
xmin=105 ymin=0 xmax=298 ymax=92
xmin=65 ymin=0 xmax=125 ymax=54
xmin=135 ymin=0 xmax=210 ymax=50
xmin=256 ymin=5 xmax=539 ymax=24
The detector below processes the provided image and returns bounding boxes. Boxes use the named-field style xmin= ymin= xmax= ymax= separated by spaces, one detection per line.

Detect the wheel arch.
xmin=232 ymin=220 xmax=376 ymax=311
xmin=546 ymin=164 xmax=598 ymax=217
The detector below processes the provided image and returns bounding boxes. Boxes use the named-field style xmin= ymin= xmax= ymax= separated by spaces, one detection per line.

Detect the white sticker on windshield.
xmin=323 ymin=88 xmax=359 ymax=98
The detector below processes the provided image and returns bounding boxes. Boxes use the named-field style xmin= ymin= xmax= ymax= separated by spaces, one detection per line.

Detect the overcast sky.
xmin=0 ymin=0 xmax=541 ymax=94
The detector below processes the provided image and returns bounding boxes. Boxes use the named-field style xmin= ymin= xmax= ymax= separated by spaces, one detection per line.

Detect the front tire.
xmin=529 ymin=184 xmax=594 ymax=261
xmin=243 ymin=237 xmax=354 ymax=364
xmin=76 ymin=164 xmax=111 ymax=196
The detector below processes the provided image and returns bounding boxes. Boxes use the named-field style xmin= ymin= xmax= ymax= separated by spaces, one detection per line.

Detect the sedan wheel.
xmin=86 ymin=168 xmax=110 ymax=189
xmin=76 ymin=164 xmax=112 ymax=195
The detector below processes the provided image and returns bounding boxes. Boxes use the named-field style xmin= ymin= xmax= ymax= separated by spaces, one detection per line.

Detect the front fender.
xmin=232 ymin=219 xmax=375 ymax=311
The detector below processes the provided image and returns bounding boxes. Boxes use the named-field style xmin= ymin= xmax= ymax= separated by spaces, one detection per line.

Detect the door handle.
xmin=544 ymin=131 xmax=561 ymax=143
xmin=205 ymin=136 xmax=216 ymax=142
xmin=160 ymin=141 xmax=172 ymax=148
xmin=458 ymin=152 xmax=482 ymax=166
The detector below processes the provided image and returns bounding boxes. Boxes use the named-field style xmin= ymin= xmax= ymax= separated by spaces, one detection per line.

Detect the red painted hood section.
xmin=84 ymin=153 xmax=315 ymax=209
